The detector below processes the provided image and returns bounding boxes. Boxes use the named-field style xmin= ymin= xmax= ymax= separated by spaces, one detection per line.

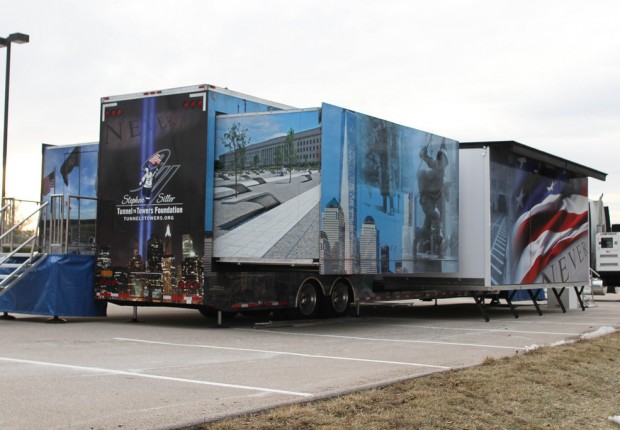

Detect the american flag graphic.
xmin=148 ymin=153 xmax=162 ymax=165
xmin=510 ymin=158 xmax=588 ymax=284
xmin=42 ymin=170 xmax=55 ymax=196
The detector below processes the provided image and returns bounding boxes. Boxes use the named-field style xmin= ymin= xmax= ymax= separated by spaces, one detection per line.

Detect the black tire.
xmin=287 ymin=281 xmax=320 ymax=319
xmin=323 ymin=281 xmax=351 ymax=317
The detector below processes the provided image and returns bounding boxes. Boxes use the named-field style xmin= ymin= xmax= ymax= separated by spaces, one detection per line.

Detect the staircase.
xmin=0 ymin=198 xmax=48 ymax=297
xmin=490 ymin=215 xmax=508 ymax=285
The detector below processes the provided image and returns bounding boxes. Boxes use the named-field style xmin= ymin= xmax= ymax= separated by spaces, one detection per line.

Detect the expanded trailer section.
xmin=203 ymin=103 xmax=462 ymax=317
xmin=90 ymin=84 xmax=607 ymax=322
xmin=450 ymin=141 xmax=607 ymax=317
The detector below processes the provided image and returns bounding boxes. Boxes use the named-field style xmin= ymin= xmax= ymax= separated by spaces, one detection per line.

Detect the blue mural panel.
xmin=489 ymin=150 xmax=589 ymax=285
xmin=320 ymin=104 xmax=459 ymax=275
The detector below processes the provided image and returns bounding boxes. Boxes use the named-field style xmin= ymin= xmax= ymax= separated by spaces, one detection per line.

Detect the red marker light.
xmin=183 ymin=101 xmax=189 ymax=109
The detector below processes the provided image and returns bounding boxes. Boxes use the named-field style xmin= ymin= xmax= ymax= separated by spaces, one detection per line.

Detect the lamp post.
xmin=0 ymin=32 xmax=29 ymax=203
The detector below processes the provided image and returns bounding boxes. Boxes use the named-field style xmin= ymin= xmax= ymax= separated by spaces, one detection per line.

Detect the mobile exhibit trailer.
xmin=0 ymin=84 xmax=607 ymax=322
xmin=90 ymin=85 xmax=606 ymax=321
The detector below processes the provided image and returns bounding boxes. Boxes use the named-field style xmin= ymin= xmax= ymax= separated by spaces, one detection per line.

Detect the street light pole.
xmin=1 ymin=32 xmax=29 ymax=204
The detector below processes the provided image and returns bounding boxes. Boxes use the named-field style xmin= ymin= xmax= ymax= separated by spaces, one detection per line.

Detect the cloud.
xmin=1 ymin=0 xmax=619 ymax=220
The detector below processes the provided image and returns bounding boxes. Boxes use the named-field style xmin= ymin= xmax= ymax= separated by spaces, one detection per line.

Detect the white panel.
xmin=455 ymin=147 xmax=489 ymax=279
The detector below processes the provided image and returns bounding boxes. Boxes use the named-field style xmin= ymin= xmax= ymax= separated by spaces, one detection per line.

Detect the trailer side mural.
xmin=320 ymin=104 xmax=459 ymax=275
xmin=489 ymin=150 xmax=589 ymax=285
xmin=213 ymin=109 xmax=321 ymax=262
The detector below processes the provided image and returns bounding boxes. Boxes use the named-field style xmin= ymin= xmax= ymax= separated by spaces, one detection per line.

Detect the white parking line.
xmin=233 ymin=329 xmax=526 ymax=350
xmin=115 ymin=337 xmax=451 ymax=369
xmin=0 ymin=356 xmax=311 ymax=397
xmin=511 ymin=319 xmax=620 ymax=326
xmin=367 ymin=322 xmax=581 ymax=336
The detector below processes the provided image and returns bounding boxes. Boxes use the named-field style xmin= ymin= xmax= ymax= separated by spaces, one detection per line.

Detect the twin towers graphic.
xmin=320 ymin=193 xmax=417 ymax=275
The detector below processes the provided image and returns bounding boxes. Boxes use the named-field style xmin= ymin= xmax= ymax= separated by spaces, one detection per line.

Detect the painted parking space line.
xmin=510 ymin=319 xmax=620 ymax=326
xmin=233 ymin=329 xmax=527 ymax=350
xmin=365 ymin=321 xmax=581 ymax=336
xmin=115 ymin=337 xmax=451 ymax=369
xmin=0 ymin=356 xmax=311 ymax=397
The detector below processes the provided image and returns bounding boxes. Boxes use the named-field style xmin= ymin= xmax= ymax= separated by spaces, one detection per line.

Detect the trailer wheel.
xmin=288 ymin=281 xmax=320 ymax=319
xmin=324 ymin=281 xmax=351 ymax=317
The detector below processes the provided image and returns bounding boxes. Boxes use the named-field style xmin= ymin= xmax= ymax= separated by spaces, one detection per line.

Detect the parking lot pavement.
xmin=0 ymin=294 xmax=618 ymax=430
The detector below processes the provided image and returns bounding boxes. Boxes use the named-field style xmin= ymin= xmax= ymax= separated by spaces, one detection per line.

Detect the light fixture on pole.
xmin=1 ymin=32 xmax=30 ymax=203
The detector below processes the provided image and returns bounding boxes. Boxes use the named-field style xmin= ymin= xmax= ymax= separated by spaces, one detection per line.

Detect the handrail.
xmin=0 ymin=201 xmax=49 ymax=243
xmin=65 ymin=195 xmax=97 ymax=254
xmin=0 ymin=235 xmax=37 ymax=265
xmin=1 ymin=199 xmax=48 ymax=263
xmin=0 ymin=198 xmax=49 ymax=291
xmin=2 ymin=195 xmax=97 ymax=256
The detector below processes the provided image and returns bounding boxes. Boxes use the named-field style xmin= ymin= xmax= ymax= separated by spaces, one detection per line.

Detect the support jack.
xmin=47 ymin=315 xmax=66 ymax=324
xmin=472 ymin=293 xmax=490 ymax=322
xmin=527 ymin=289 xmax=543 ymax=316
xmin=215 ymin=310 xmax=230 ymax=328
xmin=574 ymin=286 xmax=586 ymax=311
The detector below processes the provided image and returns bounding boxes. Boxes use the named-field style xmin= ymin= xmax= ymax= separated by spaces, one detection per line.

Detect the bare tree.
xmin=221 ymin=123 xmax=250 ymax=197
xmin=283 ymin=128 xmax=297 ymax=183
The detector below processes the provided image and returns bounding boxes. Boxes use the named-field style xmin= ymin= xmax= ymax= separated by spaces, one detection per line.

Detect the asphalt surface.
xmin=0 ymin=294 xmax=619 ymax=430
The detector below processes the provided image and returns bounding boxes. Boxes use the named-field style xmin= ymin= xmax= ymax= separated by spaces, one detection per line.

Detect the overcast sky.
xmin=2 ymin=0 xmax=619 ymax=220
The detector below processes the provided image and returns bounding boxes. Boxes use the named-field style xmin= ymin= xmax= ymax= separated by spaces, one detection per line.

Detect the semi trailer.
xmin=89 ymin=84 xmax=606 ymax=320
xmin=0 ymin=83 xmax=606 ymax=321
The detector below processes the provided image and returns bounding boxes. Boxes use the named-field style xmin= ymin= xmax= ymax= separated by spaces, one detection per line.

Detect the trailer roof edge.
xmin=460 ymin=140 xmax=607 ymax=181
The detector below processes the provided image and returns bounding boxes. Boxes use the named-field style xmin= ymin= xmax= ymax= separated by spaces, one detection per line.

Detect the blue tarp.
xmin=0 ymin=254 xmax=107 ymax=317
xmin=500 ymin=288 xmax=546 ymax=302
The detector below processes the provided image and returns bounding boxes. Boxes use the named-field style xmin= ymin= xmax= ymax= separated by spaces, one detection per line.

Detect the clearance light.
xmin=105 ymin=108 xmax=123 ymax=117
xmin=183 ymin=99 xmax=203 ymax=109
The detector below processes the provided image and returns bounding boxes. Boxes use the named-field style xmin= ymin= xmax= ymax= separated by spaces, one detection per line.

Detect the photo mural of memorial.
xmin=213 ymin=109 xmax=322 ymax=261
xmin=489 ymin=150 xmax=590 ymax=285
xmin=319 ymin=104 xmax=459 ymax=275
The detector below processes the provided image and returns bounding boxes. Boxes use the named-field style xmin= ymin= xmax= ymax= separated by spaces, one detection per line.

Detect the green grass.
xmin=198 ymin=331 xmax=620 ymax=430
